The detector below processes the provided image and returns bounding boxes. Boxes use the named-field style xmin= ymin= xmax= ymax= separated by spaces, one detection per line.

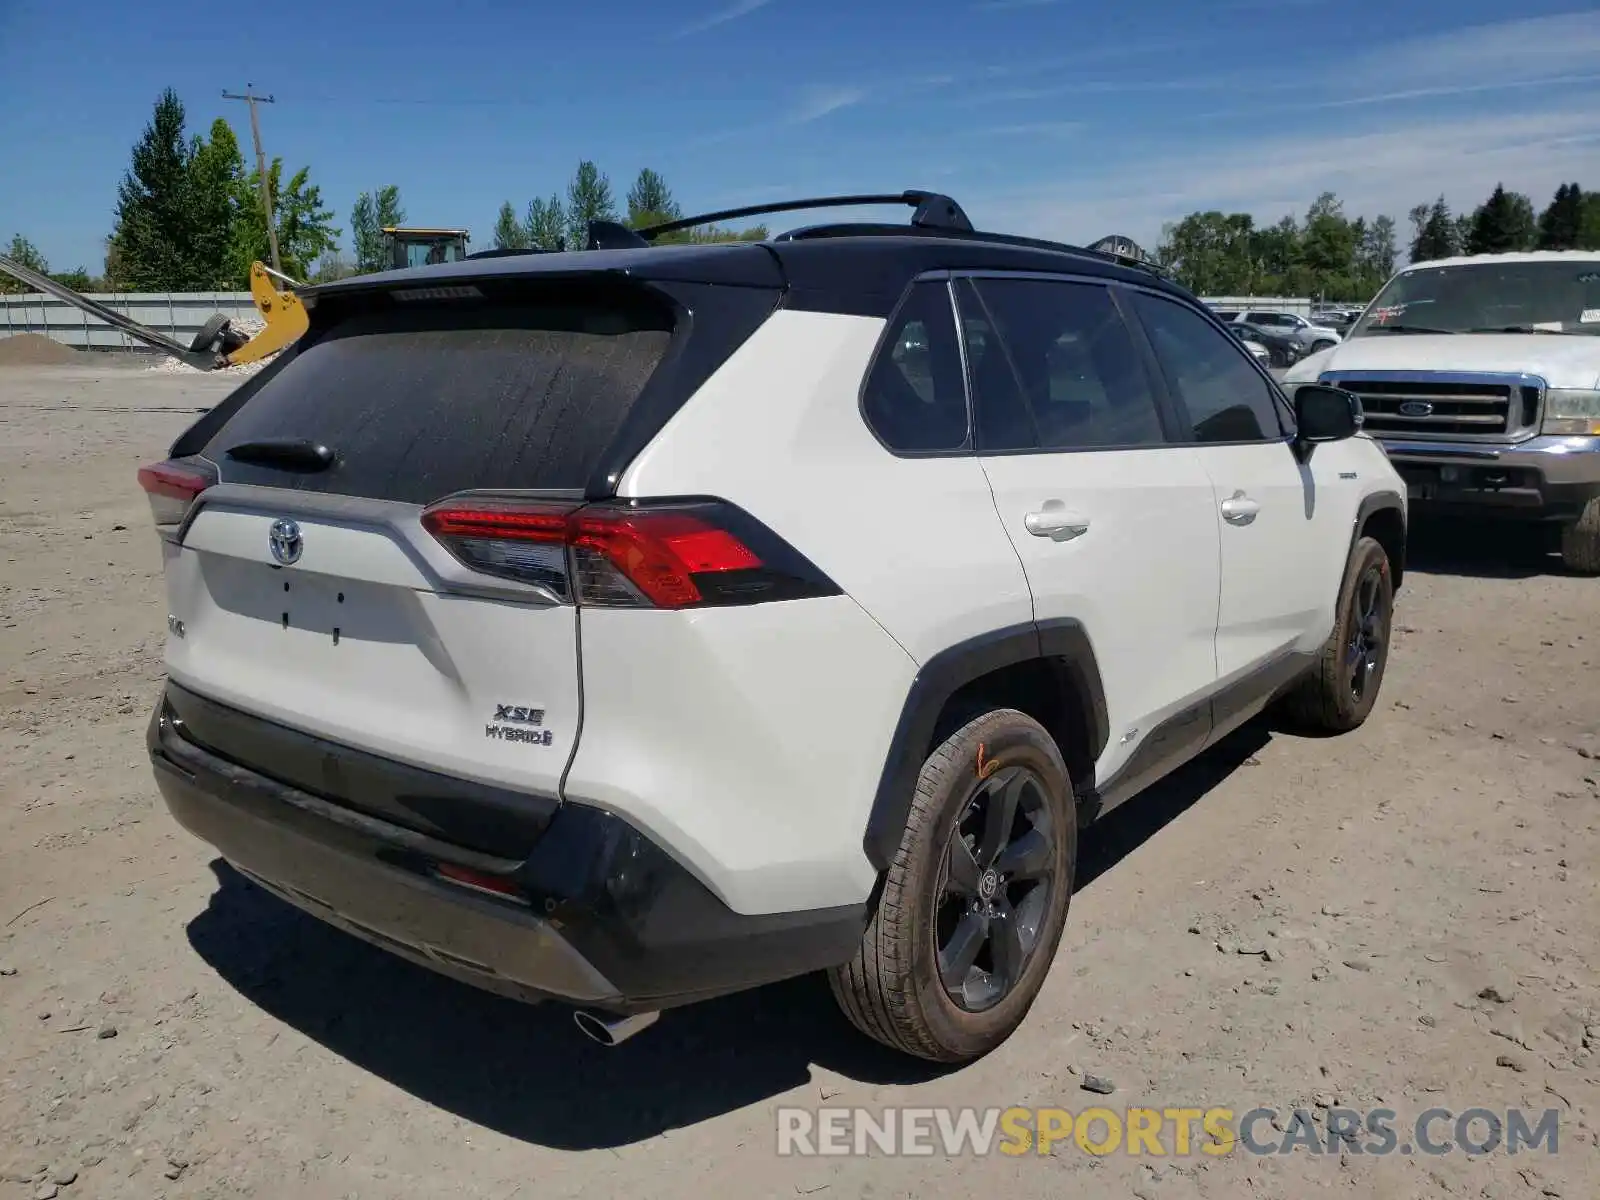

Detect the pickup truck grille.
xmin=1319 ymin=372 xmax=1543 ymax=442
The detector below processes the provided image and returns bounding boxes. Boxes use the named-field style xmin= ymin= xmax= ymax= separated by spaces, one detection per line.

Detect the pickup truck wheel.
xmin=1558 ymin=499 xmax=1600 ymax=575
xmin=1279 ymin=535 xmax=1394 ymax=733
xmin=828 ymin=709 xmax=1076 ymax=1063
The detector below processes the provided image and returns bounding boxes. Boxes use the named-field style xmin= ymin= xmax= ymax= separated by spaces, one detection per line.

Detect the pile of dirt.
xmin=0 ymin=332 xmax=81 ymax=365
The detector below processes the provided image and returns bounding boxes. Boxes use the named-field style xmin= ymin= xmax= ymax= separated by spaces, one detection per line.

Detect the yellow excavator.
xmin=0 ymin=227 xmax=468 ymax=371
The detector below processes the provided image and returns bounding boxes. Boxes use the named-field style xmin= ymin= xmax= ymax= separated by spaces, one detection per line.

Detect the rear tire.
xmin=829 ymin=709 xmax=1077 ymax=1063
xmin=1278 ymin=535 xmax=1394 ymax=733
xmin=1559 ymin=498 xmax=1600 ymax=575
xmin=189 ymin=313 xmax=233 ymax=354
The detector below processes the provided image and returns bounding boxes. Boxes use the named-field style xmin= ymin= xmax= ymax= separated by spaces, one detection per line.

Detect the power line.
xmin=222 ymin=86 xmax=283 ymax=274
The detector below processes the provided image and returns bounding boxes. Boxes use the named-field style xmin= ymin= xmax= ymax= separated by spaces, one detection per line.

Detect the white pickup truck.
xmin=1284 ymin=250 xmax=1600 ymax=573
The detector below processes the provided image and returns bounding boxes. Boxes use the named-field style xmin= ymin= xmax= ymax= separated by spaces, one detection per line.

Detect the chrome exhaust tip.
xmin=573 ymin=1008 xmax=659 ymax=1047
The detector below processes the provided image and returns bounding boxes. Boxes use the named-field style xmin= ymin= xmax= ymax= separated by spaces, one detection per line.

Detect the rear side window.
xmin=960 ymin=277 xmax=1167 ymax=452
xmin=861 ymin=281 xmax=970 ymax=452
xmin=203 ymin=291 xmax=675 ymax=504
xmin=1132 ymin=293 xmax=1287 ymax=443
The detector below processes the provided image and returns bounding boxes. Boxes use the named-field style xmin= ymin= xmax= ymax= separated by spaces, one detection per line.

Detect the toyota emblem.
xmin=269 ymin=518 xmax=303 ymax=566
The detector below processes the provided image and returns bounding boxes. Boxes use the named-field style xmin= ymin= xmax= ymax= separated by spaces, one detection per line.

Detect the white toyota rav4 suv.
xmin=140 ymin=192 xmax=1408 ymax=1063
xmin=1284 ymin=250 xmax=1600 ymax=573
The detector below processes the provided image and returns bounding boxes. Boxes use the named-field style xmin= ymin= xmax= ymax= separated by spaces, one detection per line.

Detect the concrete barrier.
xmin=0 ymin=291 xmax=256 ymax=351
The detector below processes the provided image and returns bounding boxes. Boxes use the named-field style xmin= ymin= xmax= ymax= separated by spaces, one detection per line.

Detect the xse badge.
xmin=485 ymin=703 xmax=554 ymax=746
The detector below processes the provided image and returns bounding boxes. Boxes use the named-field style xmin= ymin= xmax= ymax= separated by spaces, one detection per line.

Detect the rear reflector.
xmin=137 ymin=459 xmax=216 ymax=536
xmin=420 ymin=496 xmax=838 ymax=609
xmin=433 ymin=862 xmax=527 ymax=902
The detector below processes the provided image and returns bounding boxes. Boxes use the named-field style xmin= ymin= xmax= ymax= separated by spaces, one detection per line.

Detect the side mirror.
xmin=1294 ymin=384 xmax=1361 ymax=445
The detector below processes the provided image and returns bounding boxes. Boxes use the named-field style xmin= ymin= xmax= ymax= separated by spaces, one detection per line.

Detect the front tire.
xmin=1559 ymin=498 xmax=1600 ymax=575
xmin=1310 ymin=338 xmax=1336 ymax=354
xmin=829 ymin=709 xmax=1077 ymax=1063
xmin=1279 ymin=534 xmax=1394 ymax=733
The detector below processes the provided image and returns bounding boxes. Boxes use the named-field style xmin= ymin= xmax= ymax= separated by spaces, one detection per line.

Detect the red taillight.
xmin=420 ymin=497 xmax=833 ymax=609
xmin=137 ymin=460 xmax=214 ymax=533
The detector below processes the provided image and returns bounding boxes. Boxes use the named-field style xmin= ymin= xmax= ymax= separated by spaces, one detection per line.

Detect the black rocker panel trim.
xmin=862 ymin=619 xmax=1109 ymax=871
xmin=1086 ymin=648 xmax=1317 ymax=818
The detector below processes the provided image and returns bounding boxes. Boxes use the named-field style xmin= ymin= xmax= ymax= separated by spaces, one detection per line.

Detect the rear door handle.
xmin=1220 ymin=491 xmax=1260 ymax=525
xmin=1023 ymin=509 xmax=1091 ymax=541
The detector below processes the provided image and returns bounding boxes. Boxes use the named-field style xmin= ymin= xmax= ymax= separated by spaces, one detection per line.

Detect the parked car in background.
xmin=1229 ymin=320 xmax=1304 ymax=368
xmin=1284 ymin=249 xmax=1600 ymax=573
xmin=1225 ymin=323 xmax=1272 ymax=364
xmin=1224 ymin=309 xmax=1343 ymax=354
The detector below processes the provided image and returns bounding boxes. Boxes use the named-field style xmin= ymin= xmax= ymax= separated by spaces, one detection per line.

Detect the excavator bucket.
xmin=227 ymin=262 xmax=309 ymax=365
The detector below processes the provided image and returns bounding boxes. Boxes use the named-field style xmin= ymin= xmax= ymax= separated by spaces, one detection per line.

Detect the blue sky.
xmin=3 ymin=0 xmax=1600 ymax=272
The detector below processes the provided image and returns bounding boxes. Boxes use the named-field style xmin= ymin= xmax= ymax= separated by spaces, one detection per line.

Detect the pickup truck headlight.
xmin=1541 ymin=389 xmax=1600 ymax=436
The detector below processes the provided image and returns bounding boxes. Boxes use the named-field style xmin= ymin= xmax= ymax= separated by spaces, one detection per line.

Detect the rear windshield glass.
xmin=204 ymin=293 xmax=674 ymax=503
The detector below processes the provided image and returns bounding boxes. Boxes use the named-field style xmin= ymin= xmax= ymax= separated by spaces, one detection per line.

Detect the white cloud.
xmin=977 ymin=103 xmax=1600 ymax=250
xmin=788 ymin=85 xmax=869 ymax=124
xmin=671 ymin=0 xmax=773 ymax=38
xmin=1352 ymin=9 xmax=1600 ymax=87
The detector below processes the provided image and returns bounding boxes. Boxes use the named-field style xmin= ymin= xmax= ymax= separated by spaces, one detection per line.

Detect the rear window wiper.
xmin=225 ymin=438 xmax=337 ymax=471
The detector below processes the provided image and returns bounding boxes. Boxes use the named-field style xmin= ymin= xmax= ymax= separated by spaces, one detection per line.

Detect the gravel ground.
xmin=2 ymin=362 xmax=1599 ymax=1199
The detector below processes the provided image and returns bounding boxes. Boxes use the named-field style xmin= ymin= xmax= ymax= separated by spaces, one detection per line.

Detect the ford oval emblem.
xmin=1398 ymin=400 xmax=1434 ymax=417
xmin=269 ymin=518 xmax=303 ymax=566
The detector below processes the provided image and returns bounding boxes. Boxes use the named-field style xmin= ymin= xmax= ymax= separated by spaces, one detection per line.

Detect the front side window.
xmin=1349 ymin=261 xmax=1600 ymax=337
xmin=860 ymin=281 xmax=970 ymax=452
xmin=1132 ymin=293 xmax=1287 ymax=444
xmin=960 ymin=277 xmax=1168 ymax=452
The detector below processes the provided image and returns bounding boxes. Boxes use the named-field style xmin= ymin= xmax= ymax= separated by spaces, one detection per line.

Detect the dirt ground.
xmin=3 ymin=360 xmax=1599 ymax=1200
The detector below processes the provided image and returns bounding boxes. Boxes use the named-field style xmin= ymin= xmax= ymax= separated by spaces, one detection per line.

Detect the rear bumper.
xmin=148 ymin=688 xmax=867 ymax=1013
xmin=1379 ymin=436 xmax=1600 ymax=520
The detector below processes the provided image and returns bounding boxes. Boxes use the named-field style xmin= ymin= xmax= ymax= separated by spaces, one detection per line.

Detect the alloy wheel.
xmin=934 ymin=765 xmax=1058 ymax=1012
xmin=1346 ymin=565 xmax=1387 ymax=702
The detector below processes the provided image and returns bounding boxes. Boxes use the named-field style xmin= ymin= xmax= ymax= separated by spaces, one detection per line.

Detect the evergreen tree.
xmin=626 ymin=168 xmax=680 ymax=227
xmin=1466 ymin=184 xmax=1524 ymax=256
xmin=493 ymin=201 xmax=529 ymax=250
xmin=1362 ymin=215 xmax=1398 ymax=282
xmin=1538 ymin=183 xmax=1585 ymax=249
xmin=525 ymin=195 xmax=567 ymax=251
xmin=1410 ymin=196 xmax=1458 ymax=263
xmin=565 ymin=161 xmax=618 ymax=250
xmin=111 ymin=89 xmax=202 ymax=290
xmin=188 ymin=119 xmax=247 ymax=287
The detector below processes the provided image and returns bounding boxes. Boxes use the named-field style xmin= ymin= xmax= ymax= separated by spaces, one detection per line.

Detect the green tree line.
xmin=1157 ymin=183 xmax=1600 ymax=300
xmin=489 ymin=162 xmax=767 ymax=252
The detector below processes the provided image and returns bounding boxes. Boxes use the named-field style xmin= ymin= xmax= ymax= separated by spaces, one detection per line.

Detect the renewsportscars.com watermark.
xmin=776 ymin=1105 xmax=1563 ymax=1158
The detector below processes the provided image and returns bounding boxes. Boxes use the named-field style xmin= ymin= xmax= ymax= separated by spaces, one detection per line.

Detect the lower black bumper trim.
xmin=149 ymin=690 xmax=869 ymax=1011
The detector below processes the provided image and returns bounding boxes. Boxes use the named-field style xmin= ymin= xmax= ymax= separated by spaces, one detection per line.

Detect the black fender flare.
xmin=861 ymin=619 xmax=1109 ymax=871
xmin=1351 ymin=488 xmax=1406 ymax=588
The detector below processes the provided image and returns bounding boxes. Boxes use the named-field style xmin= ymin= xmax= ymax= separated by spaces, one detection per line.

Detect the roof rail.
xmin=772 ymin=221 xmax=1169 ymax=278
xmin=585 ymin=190 xmax=974 ymax=251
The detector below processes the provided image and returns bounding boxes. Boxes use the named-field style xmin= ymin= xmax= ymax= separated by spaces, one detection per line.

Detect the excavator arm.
xmin=0 ymin=254 xmax=308 ymax=370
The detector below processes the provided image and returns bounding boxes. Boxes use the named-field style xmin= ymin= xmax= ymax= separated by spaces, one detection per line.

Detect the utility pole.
xmin=222 ymin=86 xmax=282 ymax=274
